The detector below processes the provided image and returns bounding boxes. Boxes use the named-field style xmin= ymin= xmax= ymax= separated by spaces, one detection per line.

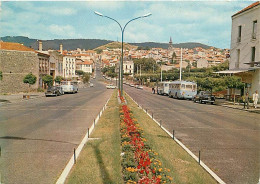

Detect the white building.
xmin=76 ymin=60 xmax=93 ymax=73
xmin=197 ymin=58 xmax=209 ymax=68
xmin=229 ymin=1 xmax=260 ymax=94
xmin=63 ymin=55 xmax=76 ymax=79
xmin=123 ymin=60 xmax=134 ymax=76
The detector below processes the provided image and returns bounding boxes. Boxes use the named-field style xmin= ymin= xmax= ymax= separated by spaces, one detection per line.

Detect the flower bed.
xmin=120 ymin=100 xmax=173 ymax=184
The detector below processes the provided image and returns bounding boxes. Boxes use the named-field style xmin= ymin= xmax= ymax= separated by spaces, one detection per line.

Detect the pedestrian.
xmin=152 ymin=87 xmax=155 ymax=94
xmin=244 ymin=92 xmax=249 ymax=109
xmin=253 ymin=90 xmax=259 ymax=109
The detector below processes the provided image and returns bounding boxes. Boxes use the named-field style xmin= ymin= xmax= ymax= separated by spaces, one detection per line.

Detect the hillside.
xmin=130 ymin=42 xmax=212 ymax=49
xmin=0 ymin=36 xmax=213 ymax=51
xmin=94 ymin=41 xmax=138 ymax=51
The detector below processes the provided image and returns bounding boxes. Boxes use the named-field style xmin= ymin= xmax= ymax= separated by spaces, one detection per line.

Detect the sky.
xmin=0 ymin=1 xmax=255 ymax=49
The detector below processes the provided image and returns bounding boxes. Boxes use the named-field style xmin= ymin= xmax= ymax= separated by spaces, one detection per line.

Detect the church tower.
xmin=168 ymin=37 xmax=173 ymax=50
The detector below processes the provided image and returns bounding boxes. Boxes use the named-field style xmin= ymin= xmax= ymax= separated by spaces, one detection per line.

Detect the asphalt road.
xmin=0 ymin=73 xmax=113 ymax=184
xmin=125 ymin=85 xmax=260 ymax=184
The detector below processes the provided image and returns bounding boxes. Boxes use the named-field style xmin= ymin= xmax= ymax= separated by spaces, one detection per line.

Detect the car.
xmin=45 ymin=86 xmax=64 ymax=97
xmin=193 ymin=91 xmax=215 ymax=104
xmin=106 ymin=84 xmax=116 ymax=89
xmin=137 ymin=85 xmax=143 ymax=90
xmin=130 ymin=84 xmax=135 ymax=87
xmin=90 ymin=83 xmax=94 ymax=87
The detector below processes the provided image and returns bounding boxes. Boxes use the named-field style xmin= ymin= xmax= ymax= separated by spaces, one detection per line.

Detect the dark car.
xmin=45 ymin=86 xmax=64 ymax=97
xmin=193 ymin=91 xmax=215 ymax=104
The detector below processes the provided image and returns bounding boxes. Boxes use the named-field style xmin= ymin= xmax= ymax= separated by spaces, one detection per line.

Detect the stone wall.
xmin=0 ymin=50 xmax=39 ymax=93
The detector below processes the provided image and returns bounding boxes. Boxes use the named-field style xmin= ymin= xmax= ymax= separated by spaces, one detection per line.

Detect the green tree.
xmin=42 ymin=75 xmax=53 ymax=87
xmin=0 ymin=71 xmax=2 ymax=80
xmin=96 ymin=49 xmax=103 ymax=54
xmin=23 ymin=73 xmax=37 ymax=87
xmin=82 ymin=73 xmax=90 ymax=84
xmin=225 ymin=76 xmax=244 ymax=89
xmin=75 ymin=70 xmax=84 ymax=76
xmin=54 ymin=76 xmax=63 ymax=84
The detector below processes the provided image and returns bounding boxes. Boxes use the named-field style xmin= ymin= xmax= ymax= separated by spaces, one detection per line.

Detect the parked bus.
xmin=168 ymin=81 xmax=197 ymax=99
xmin=157 ymin=82 xmax=172 ymax=95
xmin=61 ymin=81 xmax=78 ymax=93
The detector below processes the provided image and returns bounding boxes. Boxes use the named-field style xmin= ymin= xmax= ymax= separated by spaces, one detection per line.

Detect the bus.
xmin=61 ymin=81 xmax=78 ymax=93
xmin=168 ymin=81 xmax=197 ymax=99
xmin=157 ymin=81 xmax=172 ymax=95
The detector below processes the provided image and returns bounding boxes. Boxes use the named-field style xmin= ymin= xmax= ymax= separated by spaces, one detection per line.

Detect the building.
xmin=76 ymin=60 xmax=93 ymax=73
xmin=228 ymin=1 xmax=260 ymax=94
xmin=123 ymin=59 xmax=134 ymax=76
xmin=63 ymin=55 xmax=76 ymax=79
xmin=0 ymin=42 xmax=39 ymax=93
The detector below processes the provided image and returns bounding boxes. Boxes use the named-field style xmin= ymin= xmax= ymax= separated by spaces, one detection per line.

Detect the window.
xmin=252 ymin=20 xmax=257 ymax=39
xmin=236 ymin=49 xmax=240 ymax=68
xmin=238 ymin=25 xmax=242 ymax=42
xmin=181 ymin=84 xmax=185 ymax=89
xmin=251 ymin=47 xmax=256 ymax=63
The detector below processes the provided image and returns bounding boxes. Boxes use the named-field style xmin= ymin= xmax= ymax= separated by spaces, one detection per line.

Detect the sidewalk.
xmin=0 ymin=92 xmax=45 ymax=105
xmin=142 ymin=85 xmax=260 ymax=114
xmin=218 ymin=100 xmax=260 ymax=114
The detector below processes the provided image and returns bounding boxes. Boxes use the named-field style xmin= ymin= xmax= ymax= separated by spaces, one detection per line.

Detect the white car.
xmin=106 ymin=84 xmax=116 ymax=89
xmin=90 ymin=83 xmax=94 ymax=87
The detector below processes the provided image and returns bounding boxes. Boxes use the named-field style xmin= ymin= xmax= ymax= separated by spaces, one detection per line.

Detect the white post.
xmin=180 ymin=48 xmax=182 ymax=81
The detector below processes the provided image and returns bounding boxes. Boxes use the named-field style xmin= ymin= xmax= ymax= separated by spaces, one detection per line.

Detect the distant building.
xmin=123 ymin=59 xmax=134 ymax=76
xmin=229 ymin=1 xmax=259 ymax=94
xmin=0 ymin=42 xmax=39 ymax=93
xmin=76 ymin=59 xmax=93 ymax=73
xmin=63 ymin=55 xmax=76 ymax=79
xmin=197 ymin=58 xmax=209 ymax=68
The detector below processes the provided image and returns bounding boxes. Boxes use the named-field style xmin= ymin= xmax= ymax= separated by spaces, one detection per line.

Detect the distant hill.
xmin=95 ymin=41 xmax=138 ymax=51
xmin=0 ymin=36 xmax=213 ymax=51
xmin=130 ymin=42 xmax=212 ymax=49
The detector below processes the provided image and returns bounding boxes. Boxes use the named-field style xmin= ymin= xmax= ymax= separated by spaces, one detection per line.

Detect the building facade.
xmin=230 ymin=1 xmax=260 ymax=94
xmin=0 ymin=42 xmax=39 ymax=93
xmin=123 ymin=60 xmax=134 ymax=76
xmin=63 ymin=55 xmax=76 ymax=79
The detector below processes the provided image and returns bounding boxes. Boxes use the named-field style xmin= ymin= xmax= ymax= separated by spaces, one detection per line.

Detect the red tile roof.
xmin=0 ymin=41 xmax=35 ymax=51
xmin=232 ymin=1 xmax=259 ymax=17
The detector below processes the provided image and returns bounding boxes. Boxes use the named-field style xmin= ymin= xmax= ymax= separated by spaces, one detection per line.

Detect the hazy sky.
xmin=0 ymin=1 xmax=254 ymax=49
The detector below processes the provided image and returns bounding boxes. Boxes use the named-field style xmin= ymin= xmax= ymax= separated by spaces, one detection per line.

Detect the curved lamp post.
xmin=94 ymin=11 xmax=152 ymax=96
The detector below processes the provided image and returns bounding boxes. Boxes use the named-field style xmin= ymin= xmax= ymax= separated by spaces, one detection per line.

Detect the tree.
xmin=82 ymin=73 xmax=90 ymax=84
xmin=42 ymin=75 xmax=53 ymax=87
xmin=75 ymin=70 xmax=84 ymax=76
xmin=0 ymin=71 xmax=2 ymax=80
xmin=23 ymin=73 xmax=37 ymax=87
xmin=96 ymin=49 xmax=103 ymax=54
xmin=54 ymin=76 xmax=63 ymax=84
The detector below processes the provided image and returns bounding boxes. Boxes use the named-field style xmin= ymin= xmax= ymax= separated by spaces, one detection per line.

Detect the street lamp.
xmin=94 ymin=11 xmax=152 ymax=96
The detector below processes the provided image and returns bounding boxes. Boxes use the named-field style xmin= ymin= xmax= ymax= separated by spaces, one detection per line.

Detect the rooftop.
xmin=0 ymin=41 xmax=35 ymax=52
xmin=232 ymin=1 xmax=259 ymax=17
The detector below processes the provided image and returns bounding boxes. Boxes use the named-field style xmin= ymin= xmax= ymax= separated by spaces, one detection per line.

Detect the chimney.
xmin=60 ymin=44 xmax=63 ymax=54
xmin=38 ymin=40 xmax=42 ymax=51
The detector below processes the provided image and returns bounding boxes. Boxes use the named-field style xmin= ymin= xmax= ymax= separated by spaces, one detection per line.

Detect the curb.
xmin=55 ymin=95 xmax=112 ymax=184
xmin=218 ymin=104 xmax=260 ymax=114
xmin=126 ymin=92 xmax=226 ymax=184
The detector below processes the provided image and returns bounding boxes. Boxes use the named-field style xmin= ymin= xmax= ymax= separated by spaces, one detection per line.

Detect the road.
xmin=0 ymin=72 xmax=112 ymax=184
xmin=125 ymin=85 xmax=260 ymax=184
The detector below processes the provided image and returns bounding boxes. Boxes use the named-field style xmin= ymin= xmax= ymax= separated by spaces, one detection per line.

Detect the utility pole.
xmin=180 ymin=48 xmax=182 ymax=81
xmin=161 ymin=63 xmax=162 ymax=82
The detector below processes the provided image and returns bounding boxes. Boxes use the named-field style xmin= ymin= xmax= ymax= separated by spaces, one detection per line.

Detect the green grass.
xmin=66 ymin=90 xmax=123 ymax=184
xmin=125 ymin=93 xmax=217 ymax=184
xmin=65 ymin=90 xmax=217 ymax=184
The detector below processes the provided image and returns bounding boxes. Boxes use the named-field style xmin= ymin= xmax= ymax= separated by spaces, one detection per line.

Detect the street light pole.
xmin=94 ymin=11 xmax=152 ymax=97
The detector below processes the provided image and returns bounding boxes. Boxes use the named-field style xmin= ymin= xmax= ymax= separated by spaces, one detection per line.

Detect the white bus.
xmin=168 ymin=81 xmax=197 ymax=99
xmin=157 ymin=82 xmax=172 ymax=95
xmin=61 ymin=81 xmax=78 ymax=93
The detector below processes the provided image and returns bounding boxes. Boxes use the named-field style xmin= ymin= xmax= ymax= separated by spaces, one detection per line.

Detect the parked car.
xmin=90 ymin=83 xmax=94 ymax=87
xmin=137 ymin=85 xmax=143 ymax=90
xmin=45 ymin=86 xmax=64 ymax=97
xmin=106 ymin=84 xmax=116 ymax=89
xmin=193 ymin=91 xmax=215 ymax=104
xmin=130 ymin=84 xmax=135 ymax=87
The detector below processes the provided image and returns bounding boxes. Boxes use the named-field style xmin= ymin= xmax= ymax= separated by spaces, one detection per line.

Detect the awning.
xmin=214 ymin=68 xmax=253 ymax=74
